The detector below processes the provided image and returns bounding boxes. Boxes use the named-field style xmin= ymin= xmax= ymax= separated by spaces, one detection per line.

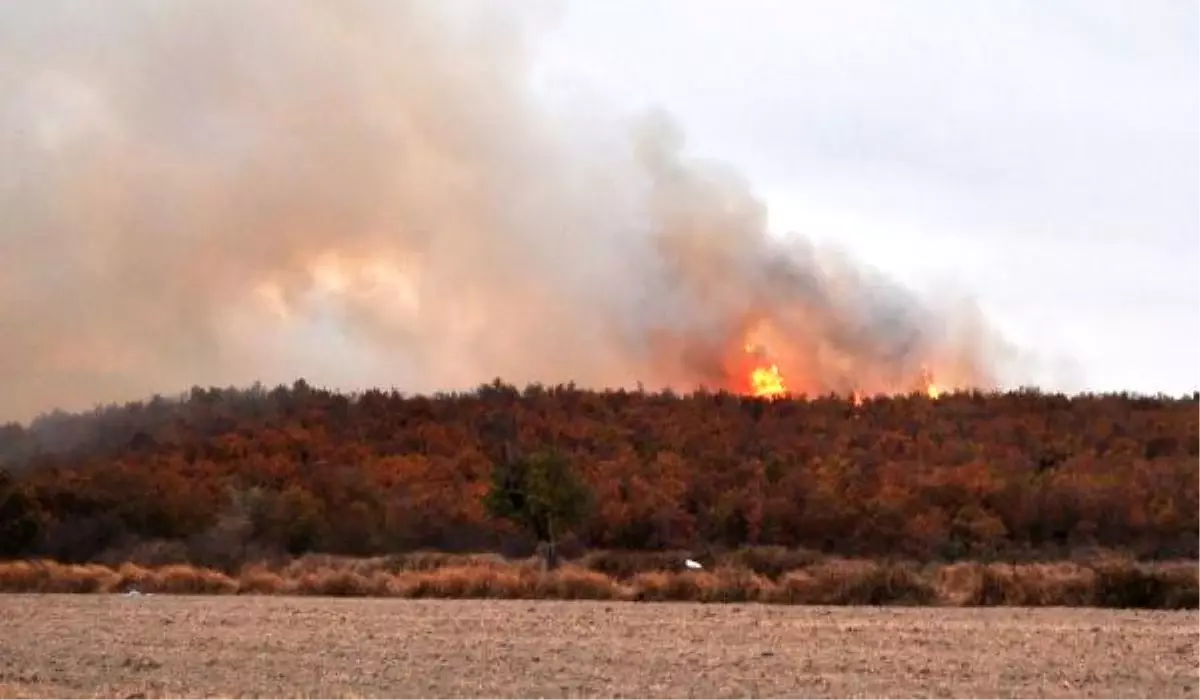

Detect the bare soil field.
xmin=0 ymin=595 xmax=1195 ymax=699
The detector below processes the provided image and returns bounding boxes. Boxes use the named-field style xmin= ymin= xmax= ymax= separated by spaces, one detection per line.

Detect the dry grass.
xmin=0 ymin=556 xmax=1194 ymax=609
xmin=0 ymin=595 xmax=1194 ymax=698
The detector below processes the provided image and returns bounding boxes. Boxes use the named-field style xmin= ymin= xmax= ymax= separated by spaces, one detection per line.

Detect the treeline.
xmin=0 ymin=380 xmax=1196 ymax=568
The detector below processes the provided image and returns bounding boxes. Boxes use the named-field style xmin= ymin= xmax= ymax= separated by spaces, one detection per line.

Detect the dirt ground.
xmin=0 ymin=595 xmax=1194 ymax=698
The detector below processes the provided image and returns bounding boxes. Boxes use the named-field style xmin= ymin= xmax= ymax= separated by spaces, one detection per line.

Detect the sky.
xmin=0 ymin=0 xmax=1196 ymax=423
xmin=535 ymin=0 xmax=1199 ymax=395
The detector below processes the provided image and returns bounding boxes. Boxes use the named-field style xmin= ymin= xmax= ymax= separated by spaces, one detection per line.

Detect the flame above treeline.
xmin=740 ymin=339 xmax=944 ymax=401
xmin=0 ymin=1 xmax=1016 ymax=423
xmin=698 ymin=286 xmax=977 ymax=401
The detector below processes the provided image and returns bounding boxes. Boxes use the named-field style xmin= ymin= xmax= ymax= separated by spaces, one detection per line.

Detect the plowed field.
xmin=0 ymin=595 xmax=1194 ymax=698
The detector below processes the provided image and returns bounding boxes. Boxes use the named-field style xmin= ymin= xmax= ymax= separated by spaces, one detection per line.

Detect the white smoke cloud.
xmin=0 ymin=0 xmax=1028 ymax=422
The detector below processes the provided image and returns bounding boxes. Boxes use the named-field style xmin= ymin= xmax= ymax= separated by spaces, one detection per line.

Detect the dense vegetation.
xmin=1 ymin=554 xmax=1196 ymax=609
xmin=0 ymin=380 xmax=1196 ymax=569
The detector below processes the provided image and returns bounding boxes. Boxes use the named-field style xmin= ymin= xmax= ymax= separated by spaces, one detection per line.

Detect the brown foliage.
xmin=936 ymin=561 xmax=1097 ymax=606
xmin=720 ymin=546 xmax=824 ymax=579
xmin=1 ymin=383 xmax=1195 ymax=565
xmin=581 ymin=550 xmax=698 ymax=580
xmin=0 ymin=555 xmax=1192 ymax=609
xmin=764 ymin=560 xmax=937 ymax=606
xmin=0 ymin=559 xmax=239 ymax=595
xmin=0 ymin=560 xmax=119 ymax=594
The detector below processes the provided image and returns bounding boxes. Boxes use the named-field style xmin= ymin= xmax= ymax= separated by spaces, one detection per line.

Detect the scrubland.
xmin=0 ymin=551 xmax=1195 ymax=609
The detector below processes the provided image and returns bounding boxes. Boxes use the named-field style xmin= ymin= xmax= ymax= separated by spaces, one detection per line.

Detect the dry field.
xmin=0 ymin=595 xmax=1195 ymax=699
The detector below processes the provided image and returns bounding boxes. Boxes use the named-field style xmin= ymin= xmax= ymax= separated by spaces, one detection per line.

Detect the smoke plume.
xmin=0 ymin=0 xmax=1026 ymax=423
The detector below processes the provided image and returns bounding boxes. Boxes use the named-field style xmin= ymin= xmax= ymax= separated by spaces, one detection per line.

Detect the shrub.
xmin=0 ymin=555 xmax=1192 ymax=609
xmin=1092 ymin=560 xmax=1199 ymax=609
xmin=782 ymin=559 xmax=940 ymax=607
xmin=720 ymin=546 xmax=822 ymax=580
xmin=581 ymin=550 xmax=696 ymax=580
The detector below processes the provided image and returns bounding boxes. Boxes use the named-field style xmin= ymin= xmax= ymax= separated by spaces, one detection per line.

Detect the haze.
xmin=1 ymin=0 xmax=1195 ymax=423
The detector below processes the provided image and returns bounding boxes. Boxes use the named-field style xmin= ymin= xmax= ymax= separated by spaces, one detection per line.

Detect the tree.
xmin=484 ymin=450 xmax=591 ymax=570
xmin=0 ymin=470 xmax=45 ymax=558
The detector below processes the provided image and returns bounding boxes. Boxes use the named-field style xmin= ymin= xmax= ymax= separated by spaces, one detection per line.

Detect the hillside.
xmin=0 ymin=381 xmax=1196 ymax=567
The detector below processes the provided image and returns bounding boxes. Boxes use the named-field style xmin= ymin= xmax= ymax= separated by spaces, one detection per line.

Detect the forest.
xmin=0 ymin=380 xmax=1196 ymax=570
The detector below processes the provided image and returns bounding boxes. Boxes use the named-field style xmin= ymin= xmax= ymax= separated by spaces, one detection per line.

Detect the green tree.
xmin=0 ymin=470 xmax=44 ymax=558
xmin=484 ymin=450 xmax=591 ymax=570
xmin=265 ymin=485 xmax=327 ymax=556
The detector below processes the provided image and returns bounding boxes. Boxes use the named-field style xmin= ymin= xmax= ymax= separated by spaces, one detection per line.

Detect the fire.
xmin=921 ymin=366 xmax=942 ymax=399
xmin=742 ymin=335 xmax=788 ymax=398
xmin=749 ymin=363 xmax=787 ymax=398
xmin=735 ymin=328 xmax=945 ymax=401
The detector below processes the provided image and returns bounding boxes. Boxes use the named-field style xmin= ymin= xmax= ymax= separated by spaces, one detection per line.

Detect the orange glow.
xmin=734 ymin=325 xmax=960 ymax=401
xmin=749 ymin=363 xmax=787 ymax=398
xmin=921 ymin=367 xmax=942 ymax=399
xmin=742 ymin=334 xmax=788 ymax=399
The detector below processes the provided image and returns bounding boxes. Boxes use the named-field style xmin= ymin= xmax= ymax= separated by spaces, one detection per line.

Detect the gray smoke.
xmin=0 ymin=0 xmax=1026 ymax=423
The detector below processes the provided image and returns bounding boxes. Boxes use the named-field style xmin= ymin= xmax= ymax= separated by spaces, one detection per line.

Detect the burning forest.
xmin=0 ymin=1 xmax=1024 ymax=422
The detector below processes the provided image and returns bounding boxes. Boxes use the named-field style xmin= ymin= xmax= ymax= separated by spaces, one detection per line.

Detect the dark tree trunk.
xmin=543 ymin=518 xmax=559 ymax=571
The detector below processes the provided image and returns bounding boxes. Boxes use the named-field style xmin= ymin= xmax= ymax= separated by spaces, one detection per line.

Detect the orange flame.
xmin=749 ymin=364 xmax=787 ymax=398
xmin=743 ymin=335 xmax=787 ymax=399
xmin=736 ymin=327 xmax=953 ymax=401
xmin=921 ymin=366 xmax=942 ymax=399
